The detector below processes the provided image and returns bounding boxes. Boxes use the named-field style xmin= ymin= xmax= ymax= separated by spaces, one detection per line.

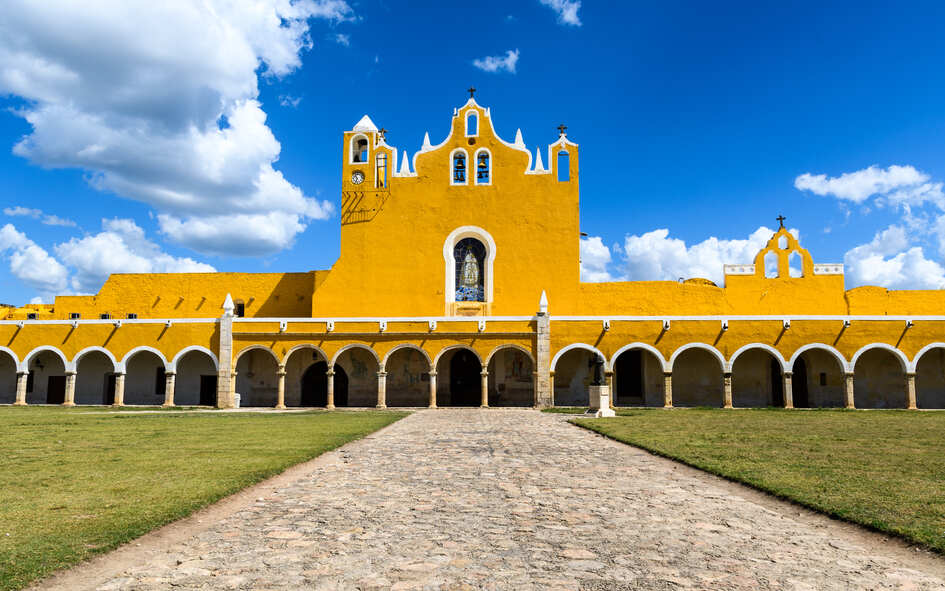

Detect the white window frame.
xmin=443 ymin=226 xmax=496 ymax=305
xmin=465 ymin=111 xmax=479 ymax=137
xmin=349 ymin=134 xmax=369 ymax=164
xmin=450 ymin=148 xmax=469 ymax=186
xmin=474 ymin=148 xmax=492 ymax=186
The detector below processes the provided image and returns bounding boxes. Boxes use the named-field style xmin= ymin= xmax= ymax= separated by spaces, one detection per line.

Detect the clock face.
xmin=351 ymin=170 xmax=365 ymax=185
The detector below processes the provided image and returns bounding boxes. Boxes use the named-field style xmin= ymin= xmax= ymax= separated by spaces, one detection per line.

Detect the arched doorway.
xmin=26 ymin=350 xmax=66 ymax=404
xmin=174 ymin=350 xmax=217 ymax=406
xmin=0 ymin=351 xmax=17 ymax=404
xmin=235 ymin=348 xmax=279 ymax=407
xmin=333 ymin=346 xmax=378 ymax=407
xmin=671 ymin=347 xmax=723 ymax=407
xmin=75 ymin=351 xmax=116 ymax=405
xmin=385 ymin=347 xmax=431 ymax=407
xmin=124 ymin=350 xmax=166 ymax=405
xmin=915 ymin=347 xmax=945 ymax=409
xmin=552 ymin=347 xmax=600 ymax=407
xmin=731 ymin=349 xmax=783 ymax=408
xmin=792 ymin=348 xmax=845 ymax=408
xmin=853 ymin=348 xmax=906 ymax=409
xmin=299 ymin=362 xmax=348 ymax=407
xmin=438 ymin=348 xmax=481 ymax=407
xmin=613 ymin=348 xmax=664 ymax=407
xmin=487 ymin=347 xmax=534 ymax=407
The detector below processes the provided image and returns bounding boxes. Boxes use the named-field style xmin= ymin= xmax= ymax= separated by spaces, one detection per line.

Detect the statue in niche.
xmin=455 ymin=248 xmax=484 ymax=301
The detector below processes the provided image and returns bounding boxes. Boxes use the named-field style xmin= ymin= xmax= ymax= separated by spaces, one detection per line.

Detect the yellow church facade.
xmin=3 ymin=96 xmax=945 ymax=411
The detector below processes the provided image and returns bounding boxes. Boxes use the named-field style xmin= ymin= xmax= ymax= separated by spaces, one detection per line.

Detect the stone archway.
xmin=0 ymin=350 xmax=17 ymax=404
xmin=26 ymin=350 xmax=66 ymax=404
xmin=853 ymin=348 xmax=906 ymax=409
xmin=235 ymin=348 xmax=279 ymax=407
xmin=731 ymin=349 xmax=783 ymax=408
xmin=915 ymin=347 xmax=945 ymax=409
xmin=385 ymin=347 xmax=431 ymax=407
xmin=174 ymin=349 xmax=217 ymax=406
xmin=612 ymin=347 xmax=664 ymax=407
xmin=436 ymin=348 xmax=481 ymax=407
xmin=75 ymin=350 xmax=116 ymax=405
xmin=486 ymin=347 xmax=534 ymax=407
xmin=671 ymin=348 xmax=724 ymax=407
xmin=333 ymin=346 xmax=378 ymax=407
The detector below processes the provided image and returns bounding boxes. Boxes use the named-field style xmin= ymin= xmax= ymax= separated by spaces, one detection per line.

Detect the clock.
xmin=351 ymin=170 xmax=365 ymax=185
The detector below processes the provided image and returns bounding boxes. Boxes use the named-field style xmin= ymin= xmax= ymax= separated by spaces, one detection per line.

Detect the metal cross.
xmin=379 ymin=128 xmax=387 ymax=138
xmin=776 ymin=215 xmax=786 ymax=228
xmin=557 ymin=124 xmax=567 ymax=136
xmin=467 ymin=87 xmax=476 ymax=98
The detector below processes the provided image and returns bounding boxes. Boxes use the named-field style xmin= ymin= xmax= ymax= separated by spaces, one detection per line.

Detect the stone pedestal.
xmin=588 ymin=385 xmax=615 ymax=418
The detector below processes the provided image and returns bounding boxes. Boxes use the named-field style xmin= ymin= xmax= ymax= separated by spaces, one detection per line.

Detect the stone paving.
xmin=92 ymin=409 xmax=945 ymax=590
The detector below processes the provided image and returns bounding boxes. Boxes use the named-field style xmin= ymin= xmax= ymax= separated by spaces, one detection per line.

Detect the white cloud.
xmin=333 ymin=33 xmax=350 ymax=46
xmin=580 ymin=236 xmax=615 ymax=282
xmin=539 ymin=0 xmax=582 ymax=26
xmin=41 ymin=214 xmax=75 ymax=227
xmin=844 ymin=225 xmax=945 ymax=289
xmin=0 ymin=0 xmax=343 ymax=256
xmin=473 ymin=49 xmax=520 ymax=74
xmin=279 ymin=94 xmax=302 ymax=108
xmin=3 ymin=205 xmax=76 ymax=227
xmin=55 ymin=218 xmax=216 ymax=293
xmin=0 ymin=223 xmax=70 ymax=295
xmin=794 ymin=165 xmax=939 ymax=205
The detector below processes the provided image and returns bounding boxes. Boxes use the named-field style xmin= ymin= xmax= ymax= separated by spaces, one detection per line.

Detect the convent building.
xmin=2 ymin=95 xmax=945 ymax=411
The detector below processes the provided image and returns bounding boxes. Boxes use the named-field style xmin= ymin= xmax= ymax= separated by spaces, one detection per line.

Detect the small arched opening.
xmin=452 ymin=150 xmax=468 ymax=184
xmin=557 ymin=150 xmax=570 ymax=182
xmin=475 ymin=149 xmax=490 ymax=185
xmin=350 ymin=134 xmax=369 ymax=163
xmin=731 ymin=349 xmax=783 ymax=407
xmin=466 ymin=111 xmax=478 ymax=136
xmin=853 ymin=348 xmax=907 ymax=409
xmin=436 ymin=347 xmax=481 ymax=407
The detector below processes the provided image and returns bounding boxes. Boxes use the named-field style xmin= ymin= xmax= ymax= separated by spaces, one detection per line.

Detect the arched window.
xmin=454 ymin=238 xmax=486 ymax=301
xmin=452 ymin=150 xmax=467 ymax=185
xmin=475 ymin=150 xmax=490 ymax=185
xmin=375 ymin=153 xmax=388 ymax=188
xmin=350 ymin=135 xmax=368 ymax=163
xmin=466 ymin=112 xmax=478 ymax=136
xmin=557 ymin=150 xmax=570 ymax=182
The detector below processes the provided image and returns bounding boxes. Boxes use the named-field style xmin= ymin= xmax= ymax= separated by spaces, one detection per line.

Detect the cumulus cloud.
xmin=580 ymin=236 xmax=616 ymax=282
xmin=0 ymin=224 xmax=69 ymax=295
xmin=539 ymin=0 xmax=582 ymax=26
xmin=844 ymin=225 xmax=945 ymax=289
xmin=473 ymin=49 xmax=520 ymax=74
xmin=794 ymin=165 xmax=942 ymax=206
xmin=0 ymin=0 xmax=342 ymax=256
xmin=3 ymin=205 xmax=76 ymax=227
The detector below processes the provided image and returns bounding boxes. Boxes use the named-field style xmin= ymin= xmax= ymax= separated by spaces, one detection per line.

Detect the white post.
xmin=844 ymin=373 xmax=855 ymax=409
xmin=723 ymin=372 xmax=733 ymax=408
xmin=428 ymin=371 xmax=437 ymax=408
xmin=113 ymin=372 xmax=125 ymax=406
xmin=480 ymin=369 xmax=489 ymax=408
xmin=164 ymin=372 xmax=176 ymax=407
xmin=15 ymin=372 xmax=28 ymax=406
xmin=276 ymin=366 xmax=286 ymax=409
xmin=906 ymin=373 xmax=917 ymax=410
xmin=376 ymin=371 xmax=387 ymax=409
xmin=782 ymin=371 xmax=794 ymax=409
xmin=662 ymin=372 xmax=673 ymax=408
xmin=326 ymin=367 xmax=336 ymax=409
xmin=63 ymin=371 xmax=76 ymax=406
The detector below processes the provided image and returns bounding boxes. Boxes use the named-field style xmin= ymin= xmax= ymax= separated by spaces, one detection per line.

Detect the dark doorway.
xmin=793 ymin=358 xmax=809 ymax=408
xmin=449 ymin=350 xmax=480 ymax=406
xmin=199 ymin=375 xmax=217 ymax=406
xmin=47 ymin=376 xmax=66 ymax=404
xmin=770 ymin=359 xmax=784 ymax=407
xmin=334 ymin=365 xmax=349 ymax=407
xmin=615 ymin=350 xmax=644 ymax=405
xmin=105 ymin=374 xmax=116 ymax=405
xmin=301 ymin=361 xmax=328 ymax=406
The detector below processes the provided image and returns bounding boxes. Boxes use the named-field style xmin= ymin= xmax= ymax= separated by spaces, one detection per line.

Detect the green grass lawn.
xmin=0 ymin=407 xmax=407 ymax=591
xmin=574 ymin=409 xmax=945 ymax=553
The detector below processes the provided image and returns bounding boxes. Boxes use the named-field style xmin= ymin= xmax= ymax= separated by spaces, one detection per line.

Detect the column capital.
xmin=326 ymin=370 xmax=335 ymax=377
xmin=165 ymin=371 xmax=176 ymax=377
xmin=906 ymin=372 xmax=917 ymax=378
xmin=480 ymin=370 xmax=489 ymax=377
xmin=782 ymin=371 xmax=793 ymax=377
xmin=277 ymin=370 xmax=287 ymax=377
xmin=428 ymin=371 xmax=437 ymax=377
xmin=663 ymin=371 xmax=673 ymax=377
xmin=17 ymin=370 xmax=28 ymax=377
xmin=114 ymin=371 xmax=125 ymax=377
xmin=723 ymin=372 xmax=732 ymax=379
xmin=65 ymin=370 xmax=76 ymax=376
xmin=377 ymin=370 xmax=388 ymax=378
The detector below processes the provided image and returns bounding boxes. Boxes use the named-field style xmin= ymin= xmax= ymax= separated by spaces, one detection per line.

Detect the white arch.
xmin=910 ymin=342 xmax=945 ymax=373
xmin=282 ymin=344 xmax=329 ymax=366
xmin=382 ymin=344 xmax=433 ymax=371
xmin=170 ymin=346 xmax=219 ymax=373
xmin=729 ymin=343 xmax=788 ymax=372
xmin=330 ymin=343 xmax=381 ymax=367
xmin=21 ymin=346 xmax=69 ymax=373
xmin=0 ymin=346 xmax=20 ymax=369
xmin=234 ymin=345 xmax=280 ymax=366
xmin=72 ymin=346 xmax=119 ymax=373
xmin=449 ymin=148 xmax=469 ymax=185
xmin=485 ymin=344 xmax=536 ymax=366
xmin=120 ymin=346 xmax=170 ymax=373
xmin=551 ymin=343 xmax=608 ymax=373
xmin=465 ymin=111 xmax=478 ymax=136
xmin=433 ymin=345 xmax=483 ymax=369
xmin=610 ymin=343 xmax=669 ymax=373
xmin=443 ymin=225 xmax=497 ymax=305
xmin=349 ymin=133 xmax=369 ymax=164
xmin=788 ymin=343 xmax=848 ymax=373
xmin=473 ymin=147 xmax=492 ymax=186
xmin=850 ymin=343 xmax=909 ymax=373
xmin=668 ymin=343 xmax=726 ymax=372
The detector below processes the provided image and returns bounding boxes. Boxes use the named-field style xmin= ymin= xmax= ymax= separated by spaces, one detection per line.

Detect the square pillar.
xmin=276 ymin=367 xmax=286 ymax=409
xmin=163 ymin=372 xmax=176 ymax=407
xmin=14 ymin=372 xmax=28 ymax=406
xmin=428 ymin=371 xmax=437 ymax=408
xmin=782 ymin=371 xmax=794 ymax=409
xmin=63 ymin=371 xmax=76 ymax=407
xmin=589 ymin=384 xmax=615 ymax=417
xmin=113 ymin=372 xmax=125 ymax=407
xmin=662 ymin=372 xmax=672 ymax=408
xmin=376 ymin=371 xmax=387 ymax=409
xmin=906 ymin=372 xmax=917 ymax=410
xmin=535 ymin=312 xmax=552 ymax=407
xmin=480 ymin=369 xmax=489 ymax=408
xmin=844 ymin=372 xmax=855 ymax=409
xmin=326 ymin=368 xmax=336 ymax=409
xmin=722 ymin=372 xmax=733 ymax=408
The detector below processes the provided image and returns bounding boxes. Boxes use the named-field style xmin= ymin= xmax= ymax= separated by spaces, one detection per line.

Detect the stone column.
xmin=113 ymin=372 xmax=125 ymax=406
xmin=906 ymin=372 xmax=917 ymax=410
xmin=14 ymin=372 xmax=28 ymax=406
xmin=376 ymin=370 xmax=387 ymax=409
xmin=782 ymin=371 xmax=794 ymax=409
xmin=63 ymin=371 xmax=76 ymax=406
xmin=548 ymin=370 xmax=556 ymax=407
xmin=662 ymin=372 xmax=673 ymax=408
xmin=216 ymin=294 xmax=235 ymax=408
xmin=326 ymin=368 xmax=336 ymax=409
xmin=844 ymin=372 xmax=855 ymax=409
xmin=605 ymin=370 xmax=615 ymax=408
xmin=535 ymin=311 xmax=552 ymax=407
xmin=722 ymin=372 xmax=733 ymax=408
xmin=275 ymin=367 xmax=286 ymax=409
xmin=428 ymin=371 xmax=437 ymax=408
xmin=480 ymin=369 xmax=489 ymax=408
xmin=163 ymin=372 xmax=176 ymax=407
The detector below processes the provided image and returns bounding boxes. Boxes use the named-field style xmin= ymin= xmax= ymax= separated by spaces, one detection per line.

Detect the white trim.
xmin=120 ymin=346 xmax=170 ymax=372
xmin=443 ymin=226 xmax=497 ymax=306
xmin=729 ymin=343 xmax=788 ymax=372
xmin=850 ymin=343 xmax=909 ymax=373
xmin=910 ymin=342 xmax=945 ymax=373
xmin=551 ymin=343 xmax=608 ymax=373
xmin=473 ymin=147 xmax=492 ymax=186
xmin=0 ymin=346 xmax=19 ymax=369
xmin=330 ymin=344 xmax=381 ymax=367
xmin=609 ymin=343 xmax=669 ymax=373
xmin=234 ymin=345 xmax=280 ymax=366
xmin=484 ymin=344 xmax=535 ymax=366
xmin=548 ymin=315 xmax=945 ymax=321
xmin=433 ymin=345 xmax=482 ymax=369
xmin=170 ymin=346 xmax=219 ymax=373
xmin=72 ymin=346 xmax=120 ymax=373
xmin=233 ymin=315 xmax=532 ymax=323
xmin=349 ymin=133 xmax=370 ymax=165
xmin=382 ymin=344 xmax=433 ymax=371
xmin=0 ymin=318 xmax=218 ymax=325
xmin=669 ymin=343 xmax=726 ymax=372
xmin=450 ymin=148 xmax=469 ymax=186
xmin=283 ymin=344 xmax=329 ymax=366
xmin=21 ymin=346 xmax=69 ymax=373
xmin=788 ymin=343 xmax=848 ymax=373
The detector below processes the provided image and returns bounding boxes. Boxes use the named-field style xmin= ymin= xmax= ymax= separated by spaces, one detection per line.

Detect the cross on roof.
xmin=467 ymin=87 xmax=476 ymax=98
xmin=379 ymin=128 xmax=387 ymax=137
xmin=557 ymin=124 xmax=567 ymax=136
xmin=777 ymin=215 xmax=786 ymax=228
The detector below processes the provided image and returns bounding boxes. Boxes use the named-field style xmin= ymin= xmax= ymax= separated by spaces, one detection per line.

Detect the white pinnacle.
xmin=539 ymin=290 xmax=548 ymax=314
xmin=421 ymin=132 xmax=432 ymax=152
xmin=222 ymin=293 xmax=234 ymax=316
xmin=353 ymin=114 xmax=378 ymax=132
xmin=513 ymin=128 xmax=525 ymax=149
xmin=534 ymin=146 xmax=545 ymax=172
xmin=399 ymin=150 xmax=410 ymax=175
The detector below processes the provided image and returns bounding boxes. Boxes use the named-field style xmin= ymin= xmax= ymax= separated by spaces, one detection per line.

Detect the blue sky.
xmin=2 ymin=0 xmax=945 ymax=304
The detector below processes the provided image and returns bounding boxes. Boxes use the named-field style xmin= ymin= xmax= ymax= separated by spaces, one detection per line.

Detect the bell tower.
xmin=342 ymin=115 xmax=379 ymax=190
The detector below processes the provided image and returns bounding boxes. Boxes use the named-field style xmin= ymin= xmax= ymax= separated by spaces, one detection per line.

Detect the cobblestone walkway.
xmin=92 ymin=410 xmax=944 ymax=590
